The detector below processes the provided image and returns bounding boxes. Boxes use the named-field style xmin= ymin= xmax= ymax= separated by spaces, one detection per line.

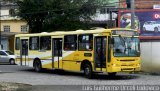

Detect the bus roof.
xmin=15 ymin=28 xmax=135 ymax=37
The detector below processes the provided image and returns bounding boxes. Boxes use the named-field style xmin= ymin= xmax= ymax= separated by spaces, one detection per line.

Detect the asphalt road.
xmin=1 ymin=65 xmax=160 ymax=91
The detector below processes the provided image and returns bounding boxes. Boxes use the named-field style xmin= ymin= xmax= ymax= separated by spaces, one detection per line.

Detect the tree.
xmin=17 ymin=0 xmax=107 ymax=33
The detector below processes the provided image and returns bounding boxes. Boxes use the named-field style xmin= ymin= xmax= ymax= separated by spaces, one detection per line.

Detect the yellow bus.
xmin=14 ymin=28 xmax=140 ymax=78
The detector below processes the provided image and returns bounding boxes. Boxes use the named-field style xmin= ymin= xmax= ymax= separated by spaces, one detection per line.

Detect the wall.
xmin=119 ymin=0 xmax=160 ymax=9
xmin=0 ymin=20 xmax=28 ymax=33
xmin=141 ymin=41 xmax=160 ymax=73
xmin=0 ymin=19 xmax=28 ymax=51
xmin=135 ymin=0 xmax=160 ymax=9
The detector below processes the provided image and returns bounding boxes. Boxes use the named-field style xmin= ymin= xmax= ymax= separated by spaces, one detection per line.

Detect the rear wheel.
xmin=154 ymin=27 xmax=159 ymax=32
xmin=143 ymin=27 xmax=146 ymax=31
xmin=84 ymin=63 xmax=93 ymax=79
xmin=9 ymin=59 xmax=15 ymax=65
xmin=33 ymin=60 xmax=42 ymax=72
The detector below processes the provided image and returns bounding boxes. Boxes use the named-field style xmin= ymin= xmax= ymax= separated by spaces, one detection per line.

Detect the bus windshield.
xmin=113 ymin=36 xmax=140 ymax=57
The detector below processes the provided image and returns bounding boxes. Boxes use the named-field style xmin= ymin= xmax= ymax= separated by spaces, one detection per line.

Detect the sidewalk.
xmin=0 ymin=82 xmax=32 ymax=91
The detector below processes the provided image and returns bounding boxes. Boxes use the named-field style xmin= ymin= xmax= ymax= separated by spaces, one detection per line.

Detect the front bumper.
xmin=107 ymin=66 xmax=141 ymax=72
xmin=121 ymin=66 xmax=141 ymax=72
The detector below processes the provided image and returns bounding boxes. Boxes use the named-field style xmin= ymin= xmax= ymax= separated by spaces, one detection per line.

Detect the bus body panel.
xmin=14 ymin=28 xmax=141 ymax=75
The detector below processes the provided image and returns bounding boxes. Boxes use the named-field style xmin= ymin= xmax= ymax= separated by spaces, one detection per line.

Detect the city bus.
xmin=14 ymin=28 xmax=141 ymax=78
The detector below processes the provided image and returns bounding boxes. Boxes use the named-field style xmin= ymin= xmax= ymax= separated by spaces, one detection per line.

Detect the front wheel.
xmin=84 ymin=64 xmax=93 ymax=79
xmin=33 ymin=60 xmax=42 ymax=72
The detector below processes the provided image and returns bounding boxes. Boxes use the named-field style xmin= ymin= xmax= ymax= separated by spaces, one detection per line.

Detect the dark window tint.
xmin=29 ymin=37 xmax=39 ymax=50
xmin=5 ymin=51 xmax=14 ymax=55
xmin=40 ymin=36 xmax=51 ymax=50
xmin=21 ymin=40 xmax=28 ymax=55
xmin=64 ymin=35 xmax=77 ymax=51
xmin=0 ymin=51 xmax=7 ymax=55
xmin=78 ymin=34 xmax=93 ymax=51
xmin=54 ymin=39 xmax=62 ymax=56
xmin=15 ymin=37 xmax=20 ymax=50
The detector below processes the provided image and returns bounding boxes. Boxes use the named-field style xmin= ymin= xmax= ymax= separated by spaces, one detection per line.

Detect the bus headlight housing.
xmin=113 ymin=64 xmax=116 ymax=67
xmin=136 ymin=63 xmax=140 ymax=67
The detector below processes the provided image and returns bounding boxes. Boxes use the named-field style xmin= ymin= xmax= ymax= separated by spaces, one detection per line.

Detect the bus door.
xmin=94 ymin=37 xmax=107 ymax=71
xmin=52 ymin=38 xmax=62 ymax=69
xmin=20 ymin=39 xmax=29 ymax=66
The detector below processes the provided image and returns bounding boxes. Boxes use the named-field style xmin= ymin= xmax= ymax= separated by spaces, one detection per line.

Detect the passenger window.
xmin=78 ymin=34 xmax=93 ymax=51
xmin=0 ymin=51 xmax=7 ymax=56
xmin=64 ymin=35 xmax=77 ymax=51
xmin=40 ymin=36 xmax=51 ymax=50
xmin=29 ymin=37 xmax=39 ymax=50
xmin=15 ymin=37 xmax=20 ymax=50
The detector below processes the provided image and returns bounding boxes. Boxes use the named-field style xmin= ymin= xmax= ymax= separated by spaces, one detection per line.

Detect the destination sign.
xmin=112 ymin=30 xmax=138 ymax=36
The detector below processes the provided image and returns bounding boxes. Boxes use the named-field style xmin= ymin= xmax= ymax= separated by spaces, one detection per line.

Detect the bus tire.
xmin=108 ymin=72 xmax=117 ymax=77
xmin=83 ymin=63 xmax=93 ymax=79
xmin=33 ymin=60 xmax=42 ymax=72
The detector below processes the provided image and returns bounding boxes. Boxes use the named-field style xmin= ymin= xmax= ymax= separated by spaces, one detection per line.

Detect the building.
xmin=0 ymin=2 xmax=28 ymax=51
xmin=89 ymin=0 xmax=124 ymax=28
xmin=135 ymin=0 xmax=160 ymax=9
xmin=119 ymin=0 xmax=160 ymax=9
xmin=90 ymin=6 xmax=118 ymax=28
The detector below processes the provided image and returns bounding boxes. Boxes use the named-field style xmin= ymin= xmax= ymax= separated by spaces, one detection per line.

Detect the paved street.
xmin=0 ymin=65 xmax=160 ymax=85
xmin=0 ymin=65 xmax=160 ymax=86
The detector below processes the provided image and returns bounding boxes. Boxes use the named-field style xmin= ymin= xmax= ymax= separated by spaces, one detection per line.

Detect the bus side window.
xmin=15 ymin=37 xmax=20 ymax=50
xmin=40 ymin=36 xmax=51 ymax=50
xmin=29 ymin=37 xmax=39 ymax=50
xmin=64 ymin=35 xmax=77 ymax=51
xmin=78 ymin=34 xmax=93 ymax=51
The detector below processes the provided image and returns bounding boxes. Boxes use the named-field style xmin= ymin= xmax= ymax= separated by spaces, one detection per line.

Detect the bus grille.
xmin=120 ymin=60 xmax=135 ymax=61
xmin=121 ymin=64 xmax=134 ymax=66
xmin=121 ymin=68 xmax=134 ymax=71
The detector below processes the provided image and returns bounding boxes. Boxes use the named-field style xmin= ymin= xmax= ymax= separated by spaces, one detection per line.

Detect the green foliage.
xmin=17 ymin=0 xmax=106 ymax=33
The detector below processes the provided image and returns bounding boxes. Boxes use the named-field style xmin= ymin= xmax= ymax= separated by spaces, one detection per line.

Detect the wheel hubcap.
xmin=10 ymin=60 xmax=14 ymax=64
xmin=85 ymin=67 xmax=90 ymax=75
xmin=35 ymin=62 xmax=40 ymax=71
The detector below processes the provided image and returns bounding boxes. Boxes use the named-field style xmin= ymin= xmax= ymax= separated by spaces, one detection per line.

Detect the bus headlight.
xmin=113 ymin=64 xmax=116 ymax=67
xmin=136 ymin=63 xmax=140 ymax=67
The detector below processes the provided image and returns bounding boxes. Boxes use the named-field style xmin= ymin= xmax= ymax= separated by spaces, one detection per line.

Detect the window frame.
xmin=21 ymin=25 xmax=28 ymax=32
xmin=3 ymin=25 xmax=10 ymax=32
